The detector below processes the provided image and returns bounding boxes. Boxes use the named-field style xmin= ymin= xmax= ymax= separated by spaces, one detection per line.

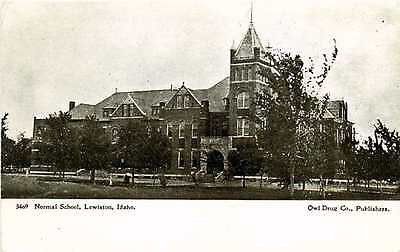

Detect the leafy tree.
xmin=79 ymin=115 xmax=111 ymax=183
xmin=14 ymin=133 xmax=32 ymax=168
xmin=307 ymin=120 xmax=338 ymax=195
xmin=116 ymin=120 xmax=171 ymax=186
xmin=256 ymin=41 xmax=338 ymax=195
xmin=373 ymin=119 xmax=400 ymax=182
xmin=350 ymin=120 xmax=399 ymax=192
xmin=143 ymin=125 xmax=171 ymax=185
xmin=42 ymin=111 xmax=77 ymax=177
xmin=228 ymin=142 xmax=263 ymax=188
xmin=115 ymin=120 xmax=146 ymax=185
xmin=1 ymin=113 xmax=16 ymax=168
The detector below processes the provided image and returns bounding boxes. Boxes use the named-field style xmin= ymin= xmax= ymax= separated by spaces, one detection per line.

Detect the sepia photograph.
xmin=1 ymin=0 xmax=400 ymax=201
xmin=1 ymin=1 xmax=399 ymax=252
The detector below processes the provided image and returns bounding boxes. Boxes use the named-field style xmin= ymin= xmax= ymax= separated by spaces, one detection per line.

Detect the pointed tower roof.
xmin=234 ymin=16 xmax=265 ymax=59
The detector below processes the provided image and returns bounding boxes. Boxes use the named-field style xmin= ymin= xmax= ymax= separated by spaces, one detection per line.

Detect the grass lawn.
xmin=1 ymin=175 xmax=399 ymax=200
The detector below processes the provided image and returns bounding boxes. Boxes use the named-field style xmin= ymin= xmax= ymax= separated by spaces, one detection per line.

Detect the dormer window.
xmin=176 ymin=95 xmax=183 ymax=108
xmin=122 ymin=104 xmax=128 ymax=117
xmin=103 ymin=107 xmax=115 ymax=118
xmin=103 ymin=110 xmax=109 ymax=118
xmin=223 ymin=98 xmax=228 ymax=106
xmin=129 ymin=104 xmax=135 ymax=116
xmin=237 ymin=92 xmax=249 ymax=109
xmin=152 ymin=107 xmax=159 ymax=116
xmin=184 ymin=95 xmax=191 ymax=108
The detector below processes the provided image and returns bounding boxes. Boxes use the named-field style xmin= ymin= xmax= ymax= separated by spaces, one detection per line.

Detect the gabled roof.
xmin=92 ymin=89 xmax=177 ymax=120
xmin=69 ymin=77 xmax=231 ymax=120
xmin=165 ymin=85 xmax=202 ymax=108
xmin=110 ymin=94 xmax=146 ymax=117
xmin=235 ymin=22 xmax=265 ymax=59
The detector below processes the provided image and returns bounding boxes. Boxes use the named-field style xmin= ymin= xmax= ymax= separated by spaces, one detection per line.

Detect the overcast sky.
xmin=1 ymin=0 xmax=399 ymax=140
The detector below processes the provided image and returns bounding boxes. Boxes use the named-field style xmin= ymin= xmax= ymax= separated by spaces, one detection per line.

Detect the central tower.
xmin=228 ymin=17 xmax=271 ymax=137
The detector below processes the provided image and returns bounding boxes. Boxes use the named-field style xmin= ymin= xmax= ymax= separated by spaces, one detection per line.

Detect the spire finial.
xmin=250 ymin=1 xmax=253 ymax=24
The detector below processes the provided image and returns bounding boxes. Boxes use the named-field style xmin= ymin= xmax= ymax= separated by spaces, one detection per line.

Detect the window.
xmin=192 ymin=123 xmax=198 ymax=138
xmin=129 ymin=104 xmax=135 ymax=116
xmin=103 ymin=110 xmax=109 ymax=118
xmin=152 ymin=107 xmax=159 ymax=116
xmin=167 ymin=124 xmax=173 ymax=138
xmin=35 ymin=127 xmax=43 ymax=140
xmin=237 ymin=118 xmax=250 ymax=136
xmin=122 ymin=104 xmax=128 ymax=117
xmin=244 ymin=67 xmax=248 ymax=80
xmin=112 ymin=128 xmax=119 ymax=142
xmin=176 ymin=95 xmax=183 ymax=108
xmin=191 ymin=151 xmax=199 ymax=168
xmin=237 ymin=92 xmax=249 ymax=108
xmin=179 ymin=123 xmax=185 ymax=138
xmin=235 ymin=69 xmax=240 ymax=81
xmin=178 ymin=150 xmax=185 ymax=168
xmin=248 ymin=68 xmax=252 ymax=80
xmin=184 ymin=95 xmax=191 ymax=108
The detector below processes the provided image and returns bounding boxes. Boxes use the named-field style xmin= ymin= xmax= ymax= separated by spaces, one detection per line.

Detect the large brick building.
xmin=32 ymin=18 xmax=352 ymax=175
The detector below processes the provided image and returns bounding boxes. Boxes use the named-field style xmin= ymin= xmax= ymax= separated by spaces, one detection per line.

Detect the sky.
xmin=0 ymin=0 xmax=399 ymax=140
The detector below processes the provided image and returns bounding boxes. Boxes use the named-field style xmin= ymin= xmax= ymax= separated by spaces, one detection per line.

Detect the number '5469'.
xmin=16 ymin=203 xmax=28 ymax=209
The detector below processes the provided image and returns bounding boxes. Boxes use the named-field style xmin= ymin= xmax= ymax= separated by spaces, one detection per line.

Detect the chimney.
xmin=115 ymin=88 xmax=118 ymax=93
xmin=69 ymin=101 xmax=76 ymax=111
xmin=170 ymin=84 xmax=173 ymax=91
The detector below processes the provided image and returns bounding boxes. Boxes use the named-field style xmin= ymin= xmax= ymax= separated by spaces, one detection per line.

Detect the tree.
xmin=1 ymin=113 xmax=16 ymax=168
xmin=307 ymin=120 xmax=338 ymax=196
xmin=115 ymin=120 xmax=146 ymax=185
xmin=79 ymin=115 xmax=111 ymax=183
xmin=228 ymin=142 xmax=263 ymax=188
xmin=143 ymin=125 xmax=171 ymax=186
xmin=42 ymin=111 xmax=77 ymax=177
xmin=350 ymin=120 xmax=400 ymax=192
xmin=373 ymin=119 xmax=400 ymax=182
xmin=256 ymin=40 xmax=338 ymax=195
xmin=14 ymin=133 xmax=32 ymax=168
xmin=116 ymin=120 xmax=171 ymax=186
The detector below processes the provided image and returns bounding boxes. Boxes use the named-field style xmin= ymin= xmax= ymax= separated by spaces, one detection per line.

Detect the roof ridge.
xmin=78 ymin=103 xmax=95 ymax=106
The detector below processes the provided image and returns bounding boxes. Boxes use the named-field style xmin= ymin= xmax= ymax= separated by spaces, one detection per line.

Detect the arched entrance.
xmin=206 ymin=150 xmax=224 ymax=175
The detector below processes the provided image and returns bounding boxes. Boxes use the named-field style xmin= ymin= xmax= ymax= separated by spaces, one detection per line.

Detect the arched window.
xmin=237 ymin=92 xmax=249 ymax=109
